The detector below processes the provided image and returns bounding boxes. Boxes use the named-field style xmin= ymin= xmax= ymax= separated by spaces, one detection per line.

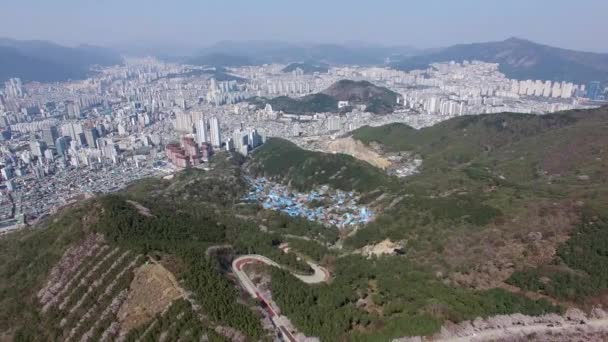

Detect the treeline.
xmin=285 ymin=238 xmax=336 ymax=263
xmin=509 ymin=212 xmax=608 ymax=301
xmin=94 ymin=191 xmax=330 ymax=336
xmin=250 ymin=138 xmax=395 ymax=192
xmin=126 ymin=153 xmax=248 ymax=208
xmin=269 ymin=254 xmax=558 ymax=340
xmin=259 ymin=210 xmax=339 ymax=244
xmin=346 ymin=192 xmax=502 ymax=249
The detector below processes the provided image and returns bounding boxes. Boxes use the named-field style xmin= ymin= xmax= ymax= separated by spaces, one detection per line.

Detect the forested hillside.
xmin=349 ymin=107 xmax=608 ymax=301
xmin=3 ymin=107 xmax=608 ymax=341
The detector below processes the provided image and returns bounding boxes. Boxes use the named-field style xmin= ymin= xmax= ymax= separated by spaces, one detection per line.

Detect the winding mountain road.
xmin=232 ymin=254 xmax=329 ymax=341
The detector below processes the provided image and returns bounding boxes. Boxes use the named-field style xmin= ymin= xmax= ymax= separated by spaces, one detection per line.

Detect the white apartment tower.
xmin=195 ymin=116 xmax=208 ymax=144
xmin=209 ymin=116 xmax=221 ymax=148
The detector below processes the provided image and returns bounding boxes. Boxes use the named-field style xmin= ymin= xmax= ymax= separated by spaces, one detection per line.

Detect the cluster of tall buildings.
xmin=250 ymin=80 xmax=313 ymax=96
xmin=175 ymin=111 xmax=222 ymax=148
xmin=227 ymin=127 xmax=263 ymax=156
xmin=165 ymin=136 xmax=213 ymax=168
xmin=3 ymin=78 xmax=24 ymax=98
xmin=510 ymin=79 xmax=582 ymax=99
xmin=205 ymin=79 xmax=250 ymax=106
xmin=25 ymin=122 xmax=120 ymax=166
xmin=167 ymin=110 xmax=265 ymax=168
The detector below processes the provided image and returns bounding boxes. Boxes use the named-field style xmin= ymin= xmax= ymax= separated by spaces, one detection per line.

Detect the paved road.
xmin=232 ymin=254 xmax=329 ymax=342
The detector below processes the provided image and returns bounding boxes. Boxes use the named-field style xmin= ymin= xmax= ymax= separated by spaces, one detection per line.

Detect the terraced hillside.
xmin=0 ymin=202 xmax=222 ymax=342
xmin=123 ymin=299 xmax=230 ymax=342
xmin=0 ymin=153 xmax=342 ymax=341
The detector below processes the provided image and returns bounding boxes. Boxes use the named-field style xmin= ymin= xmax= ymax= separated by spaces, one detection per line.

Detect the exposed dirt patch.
xmin=356 ymin=239 xmax=404 ymax=258
xmin=406 ymin=308 xmax=608 ymax=342
xmin=322 ymin=137 xmax=392 ymax=169
xmin=126 ymin=200 xmax=154 ymax=217
xmin=117 ymin=260 xmax=184 ymax=333
xmin=356 ymin=279 xmax=383 ymax=315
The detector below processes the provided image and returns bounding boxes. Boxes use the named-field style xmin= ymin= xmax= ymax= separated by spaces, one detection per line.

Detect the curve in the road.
xmin=232 ymin=254 xmax=329 ymax=342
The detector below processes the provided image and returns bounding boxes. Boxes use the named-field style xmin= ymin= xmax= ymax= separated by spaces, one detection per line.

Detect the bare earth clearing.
xmin=117 ymin=261 xmax=185 ymax=333
xmin=322 ymin=137 xmax=392 ymax=169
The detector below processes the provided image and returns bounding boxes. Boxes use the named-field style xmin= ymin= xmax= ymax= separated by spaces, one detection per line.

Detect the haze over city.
xmin=2 ymin=1 xmax=608 ymax=342
xmin=1 ymin=0 xmax=608 ymax=53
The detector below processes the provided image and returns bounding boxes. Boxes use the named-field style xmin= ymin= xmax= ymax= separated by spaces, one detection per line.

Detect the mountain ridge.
xmin=188 ymin=40 xmax=418 ymax=66
xmin=392 ymin=37 xmax=608 ymax=85
xmin=0 ymin=38 xmax=123 ymax=83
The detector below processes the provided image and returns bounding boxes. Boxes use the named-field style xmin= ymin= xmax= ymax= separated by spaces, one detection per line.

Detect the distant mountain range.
xmin=185 ymin=40 xmax=418 ymax=67
xmin=0 ymin=38 xmax=122 ymax=83
xmin=392 ymin=37 xmax=608 ymax=85
xmin=185 ymin=39 xmax=608 ymax=85
xmin=3 ymin=36 xmax=607 ymax=87
xmin=186 ymin=53 xmax=255 ymax=68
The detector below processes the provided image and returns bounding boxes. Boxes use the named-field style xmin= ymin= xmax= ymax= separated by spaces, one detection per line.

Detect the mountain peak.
xmin=503 ymin=37 xmax=533 ymax=44
xmin=393 ymin=38 xmax=608 ymax=84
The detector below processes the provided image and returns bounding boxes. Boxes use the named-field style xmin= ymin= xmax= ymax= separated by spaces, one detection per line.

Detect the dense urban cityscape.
xmin=0 ymin=56 xmax=604 ymax=234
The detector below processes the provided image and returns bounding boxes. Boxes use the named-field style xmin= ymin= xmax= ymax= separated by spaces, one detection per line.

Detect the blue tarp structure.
xmin=242 ymin=177 xmax=374 ymax=228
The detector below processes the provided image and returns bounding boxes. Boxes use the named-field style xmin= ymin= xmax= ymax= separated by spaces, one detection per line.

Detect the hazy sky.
xmin=1 ymin=0 xmax=607 ymax=52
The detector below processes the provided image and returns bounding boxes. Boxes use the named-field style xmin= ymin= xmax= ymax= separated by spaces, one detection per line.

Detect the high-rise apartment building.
xmin=42 ymin=125 xmax=59 ymax=147
xmin=195 ymin=116 xmax=208 ymax=145
xmin=209 ymin=116 xmax=221 ymax=148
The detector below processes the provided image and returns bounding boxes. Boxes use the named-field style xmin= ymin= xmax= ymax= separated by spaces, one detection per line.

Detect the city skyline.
xmin=1 ymin=0 xmax=607 ymax=53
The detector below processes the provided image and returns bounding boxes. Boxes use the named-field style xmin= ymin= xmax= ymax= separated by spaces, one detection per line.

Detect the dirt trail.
xmin=440 ymin=318 xmax=608 ymax=342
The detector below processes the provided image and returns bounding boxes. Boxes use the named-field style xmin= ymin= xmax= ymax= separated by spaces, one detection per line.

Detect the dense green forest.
xmin=270 ymin=255 xmax=558 ymax=341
